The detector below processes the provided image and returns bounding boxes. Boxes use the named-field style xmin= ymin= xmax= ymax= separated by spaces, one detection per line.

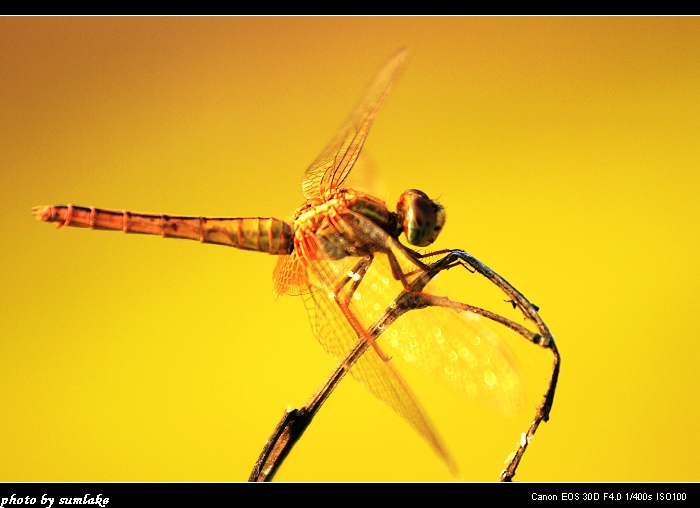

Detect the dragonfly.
xmin=34 ymin=48 xmax=555 ymax=479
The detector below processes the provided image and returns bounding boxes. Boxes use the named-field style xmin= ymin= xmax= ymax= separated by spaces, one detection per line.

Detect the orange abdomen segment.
xmin=32 ymin=204 xmax=293 ymax=255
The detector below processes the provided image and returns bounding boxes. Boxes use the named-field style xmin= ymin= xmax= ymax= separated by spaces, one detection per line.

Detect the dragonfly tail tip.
xmin=32 ymin=205 xmax=49 ymax=221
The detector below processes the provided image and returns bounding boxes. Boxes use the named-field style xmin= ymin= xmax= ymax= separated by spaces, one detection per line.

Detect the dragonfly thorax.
xmin=292 ymin=188 xmax=402 ymax=261
xmin=396 ymin=189 xmax=446 ymax=247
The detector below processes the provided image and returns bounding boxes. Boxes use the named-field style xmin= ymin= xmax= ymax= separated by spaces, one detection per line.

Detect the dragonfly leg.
xmin=385 ymin=247 xmax=474 ymax=292
xmin=414 ymin=248 xmax=476 ymax=273
xmin=384 ymin=248 xmax=439 ymax=294
xmin=329 ymin=254 xmax=393 ymax=363
xmin=336 ymin=255 xmax=373 ymax=304
xmin=414 ymin=248 xmax=457 ymax=259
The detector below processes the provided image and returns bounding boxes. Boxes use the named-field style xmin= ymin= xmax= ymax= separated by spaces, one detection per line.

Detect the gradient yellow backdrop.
xmin=1 ymin=17 xmax=699 ymax=482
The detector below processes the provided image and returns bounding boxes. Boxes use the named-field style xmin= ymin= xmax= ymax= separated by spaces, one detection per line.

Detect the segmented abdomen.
xmin=32 ymin=204 xmax=293 ymax=255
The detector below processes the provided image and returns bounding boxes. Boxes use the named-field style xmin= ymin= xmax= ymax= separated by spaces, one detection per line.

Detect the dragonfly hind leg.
xmin=330 ymin=254 xmax=393 ymax=363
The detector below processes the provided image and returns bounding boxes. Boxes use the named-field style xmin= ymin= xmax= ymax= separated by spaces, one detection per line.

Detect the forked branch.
xmin=248 ymin=249 xmax=559 ymax=482
xmin=425 ymin=250 xmax=560 ymax=481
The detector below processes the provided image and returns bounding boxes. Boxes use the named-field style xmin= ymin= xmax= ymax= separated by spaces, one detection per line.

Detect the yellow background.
xmin=1 ymin=17 xmax=699 ymax=481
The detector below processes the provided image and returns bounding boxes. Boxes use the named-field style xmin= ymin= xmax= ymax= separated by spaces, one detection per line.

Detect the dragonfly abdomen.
xmin=32 ymin=204 xmax=293 ymax=255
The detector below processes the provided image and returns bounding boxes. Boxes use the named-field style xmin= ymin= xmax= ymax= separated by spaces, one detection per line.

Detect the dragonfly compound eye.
xmin=397 ymin=189 xmax=446 ymax=247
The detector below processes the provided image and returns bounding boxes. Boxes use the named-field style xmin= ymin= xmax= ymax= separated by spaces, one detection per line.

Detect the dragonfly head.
xmin=397 ymin=189 xmax=446 ymax=247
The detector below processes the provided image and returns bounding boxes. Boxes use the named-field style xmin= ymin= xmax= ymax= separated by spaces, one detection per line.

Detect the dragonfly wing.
xmin=272 ymin=252 xmax=311 ymax=298
xmin=312 ymin=209 xmax=526 ymax=416
xmin=297 ymin=207 xmax=523 ymax=471
xmin=379 ymin=296 xmax=526 ymax=417
xmin=301 ymin=48 xmax=408 ymax=199
xmin=295 ymin=210 xmax=460 ymax=472
xmin=301 ymin=270 xmax=458 ymax=475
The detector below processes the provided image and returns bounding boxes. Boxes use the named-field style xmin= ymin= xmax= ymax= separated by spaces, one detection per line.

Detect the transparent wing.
xmin=301 ymin=48 xmax=408 ymax=199
xmin=366 ymin=277 xmax=526 ymax=417
xmin=272 ymin=252 xmax=309 ymax=298
xmin=297 ymin=208 xmax=524 ymax=472
xmin=334 ymin=212 xmax=526 ymax=417
xmin=301 ymin=257 xmax=457 ymax=474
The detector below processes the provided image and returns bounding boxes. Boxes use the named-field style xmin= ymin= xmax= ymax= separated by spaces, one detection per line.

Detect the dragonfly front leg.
xmin=383 ymin=248 xmax=437 ymax=294
xmin=414 ymin=248 xmax=476 ymax=274
xmin=330 ymin=254 xmax=392 ymax=363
